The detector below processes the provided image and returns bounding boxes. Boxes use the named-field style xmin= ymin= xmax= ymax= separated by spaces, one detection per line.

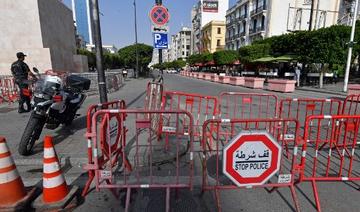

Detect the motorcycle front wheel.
xmin=18 ymin=112 xmax=45 ymax=156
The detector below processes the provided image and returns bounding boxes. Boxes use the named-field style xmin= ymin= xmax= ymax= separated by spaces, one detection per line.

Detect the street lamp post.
xmin=90 ymin=0 xmax=108 ymax=103
xmin=134 ymin=0 xmax=139 ymax=78
xmin=344 ymin=0 xmax=359 ymax=92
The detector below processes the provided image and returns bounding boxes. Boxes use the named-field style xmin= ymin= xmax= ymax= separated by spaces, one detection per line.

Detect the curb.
xmin=296 ymin=88 xmax=346 ymax=97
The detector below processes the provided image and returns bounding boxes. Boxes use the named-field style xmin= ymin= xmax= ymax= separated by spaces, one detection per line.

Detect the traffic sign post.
xmin=150 ymin=2 xmax=170 ymax=68
xmin=223 ymin=131 xmax=281 ymax=187
xmin=153 ymin=33 xmax=168 ymax=49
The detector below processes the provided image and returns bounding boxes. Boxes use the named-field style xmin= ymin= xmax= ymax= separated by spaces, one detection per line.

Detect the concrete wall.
xmin=38 ymin=0 xmax=76 ymax=72
xmin=73 ymin=55 xmax=89 ymax=73
xmin=0 ymin=0 xmax=76 ymax=75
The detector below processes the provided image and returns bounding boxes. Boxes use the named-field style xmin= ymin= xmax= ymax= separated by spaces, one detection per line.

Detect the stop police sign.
xmin=223 ymin=131 xmax=281 ymax=187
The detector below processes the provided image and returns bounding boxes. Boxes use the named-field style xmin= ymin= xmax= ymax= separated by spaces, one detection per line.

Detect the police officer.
xmin=11 ymin=52 xmax=37 ymax=113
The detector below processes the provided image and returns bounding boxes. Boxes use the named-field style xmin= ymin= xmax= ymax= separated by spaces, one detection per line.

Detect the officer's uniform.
xmin=11 ymin=60 xmax=31 ymax=112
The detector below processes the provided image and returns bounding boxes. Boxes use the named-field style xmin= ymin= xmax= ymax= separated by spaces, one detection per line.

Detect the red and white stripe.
xmin=0 ymin=140 xmax=21 ymax=184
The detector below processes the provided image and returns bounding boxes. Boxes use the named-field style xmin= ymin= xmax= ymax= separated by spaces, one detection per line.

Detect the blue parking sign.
xmin=153 ymin=33 xmax=168 ymax=49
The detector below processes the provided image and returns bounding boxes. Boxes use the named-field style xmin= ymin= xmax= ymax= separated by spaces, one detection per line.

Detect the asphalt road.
xmin=0 ymin=73 xmax=358 ymax=212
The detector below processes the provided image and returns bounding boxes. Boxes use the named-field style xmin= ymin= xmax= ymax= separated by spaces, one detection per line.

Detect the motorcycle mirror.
xmin=33 ymin=67 xmax=39 ymax=73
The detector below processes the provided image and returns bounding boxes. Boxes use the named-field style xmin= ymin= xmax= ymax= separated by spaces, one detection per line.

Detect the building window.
xmin=217 ymin=39 xmax=221 ymax=46
xmin=236 ymin=40 xmax=240 ymax=49
xmin=217 ymin=27 xmax=221 ymax=34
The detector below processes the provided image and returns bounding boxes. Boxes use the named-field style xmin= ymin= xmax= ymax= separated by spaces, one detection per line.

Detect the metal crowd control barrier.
xmin=83 ymin=109 xmax=194 ymax=212
xmin=161 ymin=91 xmax=218 ymax=142
xmin=0 ymin=77 xmax=19 ymax=104
xmin=70 ymin=71 xmax=123 ymax=94
xmin=342 ymin=94 xmax=360 ymax=115
xmin=201 ymin=118 xmax=300 ymax=212
xmin=145 ymin=82 xmax=164 ymax=111
xmin=279 ymin=98 xmax=342 ymax=140
xmin=219 ymin=92 xmax=278 ymax=119
xmin=82 ymin=100 xmax=128 ymax=197
xmin=144 ymin=82 xmax=164 ymax=136
xmin=299 ymin=115 xmax=360 ymax=211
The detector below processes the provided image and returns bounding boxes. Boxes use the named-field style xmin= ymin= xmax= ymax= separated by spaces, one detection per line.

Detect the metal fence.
xmin=71 ymin=71 xmax=123 ymax=94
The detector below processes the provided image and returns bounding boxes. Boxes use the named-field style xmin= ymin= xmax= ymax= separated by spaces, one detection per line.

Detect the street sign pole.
xmin=344 ymin=0 xmax=359 ymax=92
xmin=156 ymin=0 xmax=163 ymax=70
xmin=90 ymin=0 xmax=108 ymax=103
xmin=134 ymin=0 xmax=139 ymax=78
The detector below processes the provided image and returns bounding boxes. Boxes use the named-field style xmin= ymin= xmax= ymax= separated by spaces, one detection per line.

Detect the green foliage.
xmin=118 ymin=43 xmax=153 ymax=73
xmin=152 ymin=59 xmax=186 ymax=70
xmin=213 ymin=50 xmax=239 ymax=65
xmin=238 ymin=43 xmax=271 ymax=63
xmin=187 ymin=54 xmax=203 ymax=65
xmin=200 ymin=52 xmax=214 ymax=63
xmin=77 ymin=48 xmax=96 ymax=69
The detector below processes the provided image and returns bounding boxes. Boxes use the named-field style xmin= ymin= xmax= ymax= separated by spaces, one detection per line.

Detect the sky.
xmin=64 ymin=0 xmax=237 ymax=48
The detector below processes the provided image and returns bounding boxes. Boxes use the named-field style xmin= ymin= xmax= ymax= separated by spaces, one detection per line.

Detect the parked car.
xmin=166 ymin=69 xmax=177 ymax=74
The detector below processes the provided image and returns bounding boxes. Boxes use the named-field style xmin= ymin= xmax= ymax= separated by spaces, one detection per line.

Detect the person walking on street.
xmin=10 ymin=52 xmax=37 ymax=113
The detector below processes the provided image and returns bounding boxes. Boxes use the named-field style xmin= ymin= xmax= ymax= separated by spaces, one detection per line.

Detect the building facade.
xmin=191 ymin=0 xmax=229 ymax=54
xmin=170 ymin=27 xmax=192 ymax=61
xmin=86 ymin=44 xmax=118 ymax=54
xmin=226 ymin=0 xmax=341 ymax=50
xmin=201 ymin=21 xmax=226 ymax=53
xmin=338 ymin=0 xmax=360 ymax=26
xmin=72 ymin=0 xmax=93 ymax=45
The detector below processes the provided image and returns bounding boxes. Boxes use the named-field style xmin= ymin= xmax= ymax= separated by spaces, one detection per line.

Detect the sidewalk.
xmin=296 ymin=82 xmax=347 ymax=96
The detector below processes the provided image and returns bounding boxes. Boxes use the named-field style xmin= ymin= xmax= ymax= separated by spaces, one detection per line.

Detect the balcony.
xmin=257 ymin=26 xmax=265 ymax=32
xmin=240 ymin=31 xmax=246 ymax=36
xmin=239 ymin=13 xmax=247 ymax=20
xmin=216 ymin=45 xmax=225 ymax=51
xmin=250 ymin=5 xmax=267 ymax=17
xmin=249 ymin=26 xmax=265 ymax=36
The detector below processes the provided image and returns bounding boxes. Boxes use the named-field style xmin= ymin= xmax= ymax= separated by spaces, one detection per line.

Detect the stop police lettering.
xmin=235 ymin=162 xmax=269 ymax=171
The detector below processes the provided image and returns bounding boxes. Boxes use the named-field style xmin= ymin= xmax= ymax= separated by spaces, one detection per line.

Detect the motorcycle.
xmin=18 ymin=68 xmax=90 ymax=156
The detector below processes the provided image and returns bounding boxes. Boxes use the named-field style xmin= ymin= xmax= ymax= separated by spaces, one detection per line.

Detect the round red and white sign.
xmin=149 ymin=5 xmax=170 ymax=26
xmin=223 ymin=131 xmax=281 ymax=187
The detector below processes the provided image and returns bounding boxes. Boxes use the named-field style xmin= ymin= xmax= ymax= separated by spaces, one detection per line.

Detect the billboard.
xmin=203 ymin=0 xmax=218 ymax=13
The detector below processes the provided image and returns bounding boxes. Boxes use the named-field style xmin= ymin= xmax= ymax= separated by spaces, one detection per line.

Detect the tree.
xmin=187 ymin=54 xmax=203 ymax=65
xmin=238 ymin=43 xmax=271 ymax=63
xmin=77 ymin=48 xmax=96 ymax=69
xmin=200 ymin=52 xmax=214 ymax=63
xmin=118 ymin=43 xmax=153 ymax=75
xmin=213 ymin=50 xmax=239 ymax=65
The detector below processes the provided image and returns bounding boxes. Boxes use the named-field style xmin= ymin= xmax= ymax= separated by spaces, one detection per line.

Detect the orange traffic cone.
xmin=33 ymin=136 xmax=78 ymax=210
xmin=0 ymin=136 xmax=36 ymax=211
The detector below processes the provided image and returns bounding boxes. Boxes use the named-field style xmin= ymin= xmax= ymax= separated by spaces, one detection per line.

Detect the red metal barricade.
xmin=0 ymin=78 xmax=19 ymax=103
xmin=342 ymin=94 xmax=360 ymax=115
xmin=161 ymin=91 xmax=218 ymax=141
xmin=201 ymin=118 xmax=301 ymax=212
xmin=217 ymin=92 xmax=279 ymax=146
xmin=145 ymin=82 xmax=164 ymax=110
xmin=219 ymin=92 xmax=278 ymax=119
xmin=279 ymin=98 xmax=342 ymax=139
xmin=298 ymin=115 xmax=360 ymax=211
xmin=82 ymin=100 xmax=129 ymax=197
xmin=144 ymin=82 xmax=164 ymax=136
xmin=83 ymin=109 xmax=194 ymax=212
